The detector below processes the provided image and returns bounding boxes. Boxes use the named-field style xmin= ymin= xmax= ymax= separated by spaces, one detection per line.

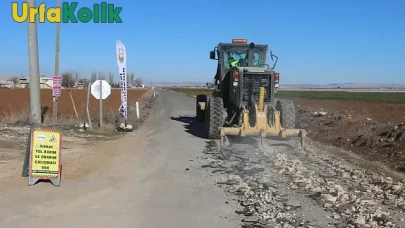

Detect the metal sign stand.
xmin=86 ymin=82 xmax=92 ymax=130
xmin=52 ymin=76 xmax=62 ymax=122
xmin=99 ymin=80 xmax=103 ymax=128
xmin=90 ymin=80 xmax=111 ymax=128
xmin=53 ymin=1 xmax=60 ymax=124
xmin=53 ymin=96 xmax=58 ymax=122
xmin=28 ymin=172 xmax=61 ymax=187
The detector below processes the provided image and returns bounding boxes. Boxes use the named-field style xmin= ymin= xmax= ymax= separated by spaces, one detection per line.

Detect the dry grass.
xmin=0 ymin=88 xmax=149 ymax=121
xmin=0 ymin=89 xmax=155 ymax=136
xmin=0 ymin=106 xmax=31 ymax=125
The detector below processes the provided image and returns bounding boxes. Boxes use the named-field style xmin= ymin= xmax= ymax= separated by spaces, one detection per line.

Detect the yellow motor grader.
xmin=196 ymin=39 xmax=306 ymax=146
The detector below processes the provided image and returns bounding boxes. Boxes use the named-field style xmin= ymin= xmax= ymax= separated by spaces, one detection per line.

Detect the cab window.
xmin=224 ymin=51 xmax=262 ymax=68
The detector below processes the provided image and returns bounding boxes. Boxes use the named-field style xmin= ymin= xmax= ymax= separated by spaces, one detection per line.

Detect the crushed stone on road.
xmin=200 ymin=137 xmax=405 ymax=228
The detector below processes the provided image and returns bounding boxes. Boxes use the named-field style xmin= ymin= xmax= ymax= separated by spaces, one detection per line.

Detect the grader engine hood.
xmin=230 ymin=67 xmax=274 ymax=85
xmin=238 ymin=67 xmax=274 ymax=74
xmin=229 ymin=66 xmax=277 ymax=106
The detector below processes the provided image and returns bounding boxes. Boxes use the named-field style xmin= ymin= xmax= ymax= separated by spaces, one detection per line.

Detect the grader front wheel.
xmin=205 ymin=97 xmax=224 ymax=139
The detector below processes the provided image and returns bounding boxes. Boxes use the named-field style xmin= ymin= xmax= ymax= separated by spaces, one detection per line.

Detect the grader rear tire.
xmin=205 ymin=96 xmax=224 ymax=139
xmin=275 ymin=99 xmax=296 ymax=129
xmin=196 ymin=94 xmax=207 ymax=122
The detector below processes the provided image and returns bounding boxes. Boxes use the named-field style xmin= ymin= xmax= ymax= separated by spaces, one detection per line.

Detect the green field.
xmin=169 ymin=88 xmax=213 ymax=97
xmin=168 ymin=87 xmax=405 ymax=104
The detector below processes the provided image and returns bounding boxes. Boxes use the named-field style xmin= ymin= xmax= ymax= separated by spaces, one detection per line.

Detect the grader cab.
xmin=196 ymin=39 xmax=306 ymax=146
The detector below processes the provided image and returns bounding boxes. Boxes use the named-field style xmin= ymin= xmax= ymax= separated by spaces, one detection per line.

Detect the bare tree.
xmin=73 ymin=71 xmax=80 ymax=81
xmin=78 ymin=78 xmax=89 ymax=88
xmin=61 ymin=71 xmax=78 ymax=89
xmin=97 ymin=71 xmax=105 ymax=80
xmin=10 ymin=77 xmax=19 ymax=88
xmin=134 ymin=77 xmax=143 ymax=87
xmin=108 ymin=72 xmax=114 ymax=85
xmin=128 ymin=73 xmax=135 ymax=86
xmin=90 ymin=71 xmax=97 ymax=83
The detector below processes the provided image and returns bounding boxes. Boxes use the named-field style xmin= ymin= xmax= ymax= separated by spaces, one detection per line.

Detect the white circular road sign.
xmin=91 ymin=80 xmax=111 ymax=100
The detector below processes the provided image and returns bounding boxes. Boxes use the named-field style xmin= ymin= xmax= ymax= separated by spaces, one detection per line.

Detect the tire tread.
xmin=206 ymin=97 xmax=224 ymax=139
xmin=275 ymin=99 xmax=296 ymax=129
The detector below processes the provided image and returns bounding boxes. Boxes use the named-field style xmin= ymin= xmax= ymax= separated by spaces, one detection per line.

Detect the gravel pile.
xmin=377 ymin=123 xmax=405 ymax=143
xmin=201 ymin=139 xmax=405 ymax=228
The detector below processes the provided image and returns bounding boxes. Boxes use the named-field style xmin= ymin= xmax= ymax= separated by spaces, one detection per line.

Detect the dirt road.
xmin=2 ymin=89 xmax=405 ymax=227
xmin=0 ymin=89 xmax=239 ymax=228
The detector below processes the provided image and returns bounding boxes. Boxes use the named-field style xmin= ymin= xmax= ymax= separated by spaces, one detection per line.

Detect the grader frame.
xmin=197 ymin=39 xmax=306 ymax=147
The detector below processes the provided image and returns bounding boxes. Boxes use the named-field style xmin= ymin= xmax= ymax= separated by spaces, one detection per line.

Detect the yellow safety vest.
xmin=230 ymin=60 xmax=239 ymax=67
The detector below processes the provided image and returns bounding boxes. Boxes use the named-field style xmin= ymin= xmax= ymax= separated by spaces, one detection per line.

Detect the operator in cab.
xmin=228 ymin=56 xmax=239 ymax=68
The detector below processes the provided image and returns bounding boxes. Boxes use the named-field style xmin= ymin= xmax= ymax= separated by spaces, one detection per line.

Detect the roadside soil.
xmin=292 ymin=98 xmax=405 ymax=173
xmin=0 ymin=90 xmax=154 ymax=191
xmin=0 ymin=88 xmax=149 ymax=122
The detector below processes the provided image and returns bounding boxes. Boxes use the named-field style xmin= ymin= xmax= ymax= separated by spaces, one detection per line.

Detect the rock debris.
xmin=200 ymin=139 xmax=405 ymax=228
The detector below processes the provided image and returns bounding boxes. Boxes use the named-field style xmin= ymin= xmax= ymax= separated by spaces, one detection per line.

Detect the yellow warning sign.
xmin=30 ymin=129 xmax=61 ymax=178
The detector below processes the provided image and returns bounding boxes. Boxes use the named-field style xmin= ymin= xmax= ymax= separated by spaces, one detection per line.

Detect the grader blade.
xmin=218 ymin=87 xmax=306 ymax=148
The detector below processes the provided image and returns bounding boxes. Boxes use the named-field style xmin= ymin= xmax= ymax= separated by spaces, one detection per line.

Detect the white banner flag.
xmin=116 ymin=40 xmax=127 ymax=118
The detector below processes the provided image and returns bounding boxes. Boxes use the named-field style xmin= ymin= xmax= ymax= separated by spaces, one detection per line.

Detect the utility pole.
xmin=27 ymin=0 xmax=42 ymax=124
xmin=53 ymin=0 xmax=61 ymax=123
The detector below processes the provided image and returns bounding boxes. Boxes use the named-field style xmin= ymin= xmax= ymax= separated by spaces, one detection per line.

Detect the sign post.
xmin=91 ymin=80 xmax=111 ymax=128
xmin=99 ymin=80 xmax=102 ymax=127
xmin=29 ymin=128 xmax=62 ymax=186
xmin=86 ymin=82 xmax=92 ymax=130
xmin=52 ymin=76 xmax=62 ymax=123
